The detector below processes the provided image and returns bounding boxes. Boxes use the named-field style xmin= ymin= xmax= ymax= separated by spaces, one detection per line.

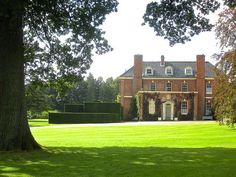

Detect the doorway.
xmin=163 ymin=101 xmax=174 ymax=120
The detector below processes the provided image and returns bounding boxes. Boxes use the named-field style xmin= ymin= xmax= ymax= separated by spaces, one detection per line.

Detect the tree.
xmin=143 ymin=0 xmax=236 ymax=46
xmin=213 ymin=7 xmax=236 ymax=127
xmin=0 ymin=0 xmax=118 ymax=151
xmin=128 ymin=96 xmax=138 ymax=121
xmin=86 ymin=73 xmax=97 ymax=102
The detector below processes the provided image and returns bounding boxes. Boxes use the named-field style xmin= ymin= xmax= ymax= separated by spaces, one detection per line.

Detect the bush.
xmin=49 ymin=112 xmax=121 ymax=124
xmin=84 ymin=102 xmax=121 ymax=114
xmin=64 ymin=104 xmax=84 ymax=112
xmin=27 ymin=110 xmax=49 ymax=119
xmin=128 ymin=97 xmax=138 ymax=120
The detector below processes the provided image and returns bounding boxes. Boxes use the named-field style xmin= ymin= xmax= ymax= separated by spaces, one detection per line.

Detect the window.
xmin=165 ymin=66 xmax=173 ymax=75
xmin=165 ymin=82 xmax=172 ymax=91
xmin=205 ymin=100 xmax=212 ymax=116
xmin=150 ymin=83 xmax=156 ymax=91
xmin=181 ymin=101 xmax=188 ymax=115
xmin=145 ymin=67 xmax=153 ymax=76
xmin=206 ymin=82 xmax=212 ymax=94
xmin=185 ymin=66 xmax=193 ymax=75
xmin=181 ymin=82 xmax=188 ymax=92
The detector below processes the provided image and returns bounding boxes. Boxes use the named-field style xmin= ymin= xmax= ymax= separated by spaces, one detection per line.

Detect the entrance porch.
xmin=137 ymin=91 xmax=197 ymax=121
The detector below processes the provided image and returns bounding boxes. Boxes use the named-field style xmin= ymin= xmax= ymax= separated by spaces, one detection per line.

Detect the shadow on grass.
xmin=1 ymin=147 xmax=236 ymax=177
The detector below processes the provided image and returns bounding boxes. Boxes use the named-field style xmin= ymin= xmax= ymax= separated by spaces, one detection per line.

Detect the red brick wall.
xmin=143 ymin=79 xmax=196 ymax=92
xmin=196 ymin=55 xmax=206 ymax=119
xmin=133 ymin=55 xmax=143 ymax=94
xmin=119 ymin=54 xmax=213 ymax=120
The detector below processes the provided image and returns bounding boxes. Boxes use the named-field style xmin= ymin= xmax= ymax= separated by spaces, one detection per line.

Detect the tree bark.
xmin=0 ymin=1 xmax=41 ymax=151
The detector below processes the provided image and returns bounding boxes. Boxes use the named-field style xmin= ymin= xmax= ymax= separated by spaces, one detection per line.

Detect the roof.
xmin=120 ymin=61 xmax=215 ymax=78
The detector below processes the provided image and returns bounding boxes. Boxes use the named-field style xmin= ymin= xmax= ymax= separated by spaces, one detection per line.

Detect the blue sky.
xmin=88 ymin=0 xmax=222 ymax=79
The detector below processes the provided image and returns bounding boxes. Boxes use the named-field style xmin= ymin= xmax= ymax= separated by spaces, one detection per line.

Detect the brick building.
xmin=119 ymin=54 xmax=215 ymax=121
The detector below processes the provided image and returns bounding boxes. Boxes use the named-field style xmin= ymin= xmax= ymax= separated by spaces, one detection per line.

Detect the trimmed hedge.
xmin=49 ymin=112 xmax=121 ymax=124
xmin=64 ymin=104 xmax=84 ymax=113
xmin=84 ymin=102 xmax=121 ymax=114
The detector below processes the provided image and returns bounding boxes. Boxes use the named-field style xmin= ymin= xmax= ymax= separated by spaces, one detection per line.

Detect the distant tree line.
xmin=25 ymin=73 xmax=119 ymax=118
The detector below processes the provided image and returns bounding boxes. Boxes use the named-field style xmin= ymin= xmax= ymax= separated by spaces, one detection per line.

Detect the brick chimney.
xmin=196 ymin=54 xmax=205 ymax=119
xmin=160 ymin=55 xmax=165 ymax=67
xmin=133 ymin=54 xmax=143 ymax=94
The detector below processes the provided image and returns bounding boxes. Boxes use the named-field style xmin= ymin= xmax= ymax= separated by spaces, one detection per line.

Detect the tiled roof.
xmin=120 ymin=61 xmax=215 ymax=78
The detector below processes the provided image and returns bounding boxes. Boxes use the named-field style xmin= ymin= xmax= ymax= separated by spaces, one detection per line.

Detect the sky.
xmin=87 ymin=0 xmax=222 ymax=79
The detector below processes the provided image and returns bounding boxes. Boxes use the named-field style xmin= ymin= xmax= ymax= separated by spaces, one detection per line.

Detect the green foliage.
xmin=23 ymin=0 xmax=119 ymax=83
xmin=49 ymin=112 xmax=121 ymax=124
xmin=142 ymin=0 xmax=236 ymax=46
xmin=25 ymin=82 xmax=52 ymax=117
xmin=128 ymin=96 xmax=138 ymax=120
xmin=84 ymin=102 xmax=121 ymax=114
xmin=64 ymin=104 xmax=84 ymax=113
xmin=213 ymin=8 xmax=236 ymax=127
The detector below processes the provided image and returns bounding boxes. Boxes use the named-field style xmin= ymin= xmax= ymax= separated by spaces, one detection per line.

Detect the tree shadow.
xmin=1 ymin=147 xmax=236 ymax=177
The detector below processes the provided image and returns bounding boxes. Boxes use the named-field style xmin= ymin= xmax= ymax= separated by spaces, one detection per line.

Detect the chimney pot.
xmin=160 ymin=55 xmax=165 ymax=67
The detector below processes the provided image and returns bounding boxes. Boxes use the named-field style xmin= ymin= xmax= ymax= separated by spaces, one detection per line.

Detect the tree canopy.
xmin=0 ymin=0 xmax=118 ymax=151
xmin=213 ymin=7 xmax=236 ymax=127
xmin=143 ymin=0 xmax=236 ymax=46
xmin=23 ymin=0 xmax=118 ymax=82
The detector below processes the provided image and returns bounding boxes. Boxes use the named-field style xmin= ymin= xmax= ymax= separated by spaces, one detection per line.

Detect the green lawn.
xmin=1 ymin=122 xmax=236 ymax=177
xmin=28 ymin=119 xmax=49 ymax=127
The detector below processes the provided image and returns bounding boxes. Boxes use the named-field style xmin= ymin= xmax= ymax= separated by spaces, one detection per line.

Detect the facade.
xmin=119 ymin=54 xmax=215 ymax=121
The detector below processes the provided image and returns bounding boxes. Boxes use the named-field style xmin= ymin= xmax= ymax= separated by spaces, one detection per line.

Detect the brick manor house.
xmin=119 ymin=54 xmax=215 ymax=121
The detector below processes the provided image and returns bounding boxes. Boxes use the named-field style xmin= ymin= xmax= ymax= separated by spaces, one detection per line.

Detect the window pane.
xmin=181 ymin=101 xmax=188 ymax=115
xmin=182 ymin=83 xmax=188 ymax=92
xmin=206 ymin=83 xmax=212 ymax=93
xmin=150 ymin=83 xmax=156 ymax=91
xmin=165 ymin=82 xmax=172 ymax=91
xmin=205 ymin=101 xmax=212 ymax=115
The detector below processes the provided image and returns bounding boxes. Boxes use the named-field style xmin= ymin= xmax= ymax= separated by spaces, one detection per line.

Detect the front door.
xmin=165 ymin=104 xmax=171 ymax=120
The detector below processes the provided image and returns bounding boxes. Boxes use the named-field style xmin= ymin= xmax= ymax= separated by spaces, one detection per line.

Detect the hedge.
xmin=49 ymin=112 xmax=121 ymax=124
xmin=64 ymin=104 xmax=84 ymax=113
xmin=84 ymin=102 xmax=121 ymax=114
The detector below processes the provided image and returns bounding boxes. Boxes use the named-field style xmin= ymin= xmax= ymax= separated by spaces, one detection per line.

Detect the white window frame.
xmin=185 ymin=66 xmax=193 ymax=75
xmin=165 ymin=82 xmax=172 ymax=91
xmin=205 ymin=100 xmax=212 ymax=115
xmin=181 ymin=101 xmax=188 ymax=115
xmin=145 ymin=67 xmax=153 ymax=76
xmin=165 ymin=66 xmax=173 ymax=75
xmin=150 ymin=83 xmax=156 ymax=91
xmin=206 ymin=82 xmax=212 ymax=94
xmin=181 ymin=82 xmax=188 ymax=92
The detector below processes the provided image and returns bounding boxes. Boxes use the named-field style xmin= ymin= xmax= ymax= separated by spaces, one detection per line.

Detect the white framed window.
xmin=206 ymin=82 xmax=212 ymax=94
xmin=150 ymin=83 xmax=156 ymax=91
xmin=165 ymin=82 xmax=172 ymax=91
xmin=181 ymin=101 xmax=188 ymax=115
xmin=145 ymin=67 xmax=153 ymax=76
xmin=165 ymin=66 xmax=173 ymax=75
xmin=185 ymin=66 xmax=193 ymax=75
xmin=181 ymin=82 xmax=188 ymax=92
xmin=205 ymin=100 xmax=212 ymax=115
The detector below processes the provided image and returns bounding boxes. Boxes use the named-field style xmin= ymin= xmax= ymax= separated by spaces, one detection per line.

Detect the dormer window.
xmin=145 ymin=67 xmax=153 ymax=76
xmin=185 ymin=66 xmax=193 ymax=75
xmin=165 ymin=66 xmax=173 ymax=75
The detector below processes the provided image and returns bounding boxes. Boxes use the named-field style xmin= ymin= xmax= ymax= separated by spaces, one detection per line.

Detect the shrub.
xmin=128 ymin=96 xmax=138 ymax=121
xmin=64 ymin=104 xmax=84 ymax=112
xmin=49 ymin=112 xmax=121 ymax=124
xmin=84 ymin=102 xmax=121 ymax=114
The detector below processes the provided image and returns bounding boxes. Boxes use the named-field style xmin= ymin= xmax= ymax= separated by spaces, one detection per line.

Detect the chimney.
xmin=133 ymin=54 xmax=143 ymax=94
xmin=196 ymin=54 xmax=205 ymax=120
xmin=160 ymin=55 xmax=165 ymax=67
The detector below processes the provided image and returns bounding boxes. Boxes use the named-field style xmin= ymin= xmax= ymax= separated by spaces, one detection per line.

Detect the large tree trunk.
xmin=0 ymin=1 xmax=40 ymax=151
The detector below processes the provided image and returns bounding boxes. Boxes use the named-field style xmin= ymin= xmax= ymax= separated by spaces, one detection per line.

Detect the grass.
xmin=28 ymin=119 xmax=49 ymax=127
xmin=1 ymin=122 xmax=236 ymax=177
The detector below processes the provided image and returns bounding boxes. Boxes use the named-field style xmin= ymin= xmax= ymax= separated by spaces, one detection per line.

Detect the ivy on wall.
xmin=140 ymin=92 xmax=195 ymax=121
